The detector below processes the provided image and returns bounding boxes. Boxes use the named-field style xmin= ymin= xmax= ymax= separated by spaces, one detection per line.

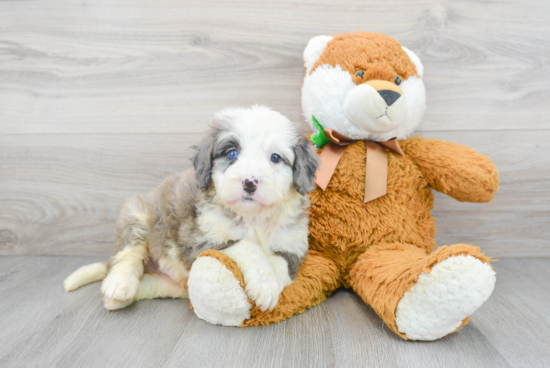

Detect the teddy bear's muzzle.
xmin=363 ymin=79 xmax=403 ymax=101
xmin=344 ymin=79 xmax=407 ymax=133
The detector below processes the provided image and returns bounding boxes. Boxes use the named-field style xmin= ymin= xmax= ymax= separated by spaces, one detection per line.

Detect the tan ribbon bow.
xmin=316 ymin=128 xmax=405 ymax=203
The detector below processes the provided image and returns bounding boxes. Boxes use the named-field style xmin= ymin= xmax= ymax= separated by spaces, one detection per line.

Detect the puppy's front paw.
xmin=103 ymin=295 xmax=135 ymax=311
xmin=269 ymin=256 xmax=292 ymax=290
xmin=244 ymin=270 xmax=281 ymax=312
xmin=101 ymin=273 xmax=140 ymax=301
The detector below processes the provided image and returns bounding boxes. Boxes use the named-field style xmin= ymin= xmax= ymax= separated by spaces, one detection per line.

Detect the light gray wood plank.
xmin=1 ymin=131 xmax=548 ymax=257
xmin=0 ymin=256 xmax=196 ymax=368
xmin=0 ymin=256 xmax=104 ymax=362
xmin=2 ymin=256 xmax=549 ymax=367
xmin=471 ymin=259 xmax=550 ymax=368
xmin=160 ymin=300 xmax=335 ymax=368
xmin=323 ymin=289 xmax=512 ymax=368
xmin=0 ymin=0 xmax=549 ymax=134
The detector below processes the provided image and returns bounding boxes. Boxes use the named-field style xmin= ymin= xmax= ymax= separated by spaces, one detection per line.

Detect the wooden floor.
xmin=0 ymin=256 xmax=547 ymax=368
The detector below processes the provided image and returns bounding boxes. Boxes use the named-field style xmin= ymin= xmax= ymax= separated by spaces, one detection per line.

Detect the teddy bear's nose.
xmin=378 ymin=90 xmax=401 ymax=106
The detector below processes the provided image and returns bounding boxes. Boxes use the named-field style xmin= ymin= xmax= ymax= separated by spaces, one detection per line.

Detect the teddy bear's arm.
xmin=403 ymin=136 xmax=499 ymax=203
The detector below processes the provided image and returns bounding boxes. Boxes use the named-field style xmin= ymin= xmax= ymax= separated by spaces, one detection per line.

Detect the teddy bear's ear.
xmin=303 ymin=35 xmax=333 ymax=74
xmin=402 ymin=46 xmax=424 ymax=77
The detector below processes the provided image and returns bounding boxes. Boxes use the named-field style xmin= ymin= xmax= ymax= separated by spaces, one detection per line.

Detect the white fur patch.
xmin=395 ymin=255 xmax=496 ymax=341
xmin=398 ymin=75 xmax=426 ymax=135
xmin=188 ymin=256 xmax=251 ymax=326
xmin=303 ymin=35 xmax=334 ymax=74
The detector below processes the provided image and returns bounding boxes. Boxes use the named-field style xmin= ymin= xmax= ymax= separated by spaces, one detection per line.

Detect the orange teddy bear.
xmin=188 ymin=32 xmax=499 ymax=341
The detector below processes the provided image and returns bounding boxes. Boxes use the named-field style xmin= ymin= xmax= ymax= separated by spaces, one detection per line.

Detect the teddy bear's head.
xmin=302 ymin=32 xmax=426 ymax=142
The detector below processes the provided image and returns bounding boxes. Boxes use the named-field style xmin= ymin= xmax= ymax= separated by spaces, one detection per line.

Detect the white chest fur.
xmin=197 ymin=191 xmax=308 ymax=256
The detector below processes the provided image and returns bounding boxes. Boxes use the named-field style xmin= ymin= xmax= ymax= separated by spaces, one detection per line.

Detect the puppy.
xmin=63 ymin=105 xmax=320 ymax=311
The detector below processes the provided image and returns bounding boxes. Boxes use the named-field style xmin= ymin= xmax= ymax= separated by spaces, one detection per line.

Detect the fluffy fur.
xmin=63 ymin=105 xmax=319 ymax=312
xmin=188 ymin=32 xmax=499 ymax=341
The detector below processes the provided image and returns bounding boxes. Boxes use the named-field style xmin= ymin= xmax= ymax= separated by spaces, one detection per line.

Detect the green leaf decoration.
xmin=310 ymin=115 xmax=331 ymax=148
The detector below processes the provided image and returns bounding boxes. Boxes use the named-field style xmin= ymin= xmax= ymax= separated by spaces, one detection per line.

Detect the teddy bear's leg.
xmin=188 ymin=249 xmax=340 ymax=327
xmin=349 ymin=243 xmax=496 ymax=341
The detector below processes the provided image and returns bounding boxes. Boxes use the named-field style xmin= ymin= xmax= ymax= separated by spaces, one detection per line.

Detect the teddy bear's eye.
xmin=355 ymin=70 xmax=365 ymax=78
xmin=395 ymin=76 xmax=402 ymax=86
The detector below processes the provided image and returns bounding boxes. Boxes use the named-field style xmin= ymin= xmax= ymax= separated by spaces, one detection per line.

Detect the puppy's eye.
xmin=227 ymin=149 xmax=238 ymax=160
xmin=395 ymin=76 xmax=402 ymax=86
xmin=355 ymin=70 xmax=365 ymax=78
xmin=270 ymin=153 xmax=281 ymax=163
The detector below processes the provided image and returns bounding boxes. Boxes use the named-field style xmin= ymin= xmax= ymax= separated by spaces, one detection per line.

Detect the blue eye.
xmin=271 ymin=153 xmax=281 ymax=163
xmin=227 ymin=150 xmax=238 ymax=160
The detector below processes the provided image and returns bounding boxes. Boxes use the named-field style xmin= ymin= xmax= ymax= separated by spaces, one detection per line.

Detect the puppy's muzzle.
xmin=242 ymin=178 xmax=258 ymax=194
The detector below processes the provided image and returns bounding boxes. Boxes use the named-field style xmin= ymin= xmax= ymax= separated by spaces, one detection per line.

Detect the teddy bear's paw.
xmin=395 ymin=254 xmax=496 ymax=341
xmin=188 ymin=255 xmax=251 ymax=326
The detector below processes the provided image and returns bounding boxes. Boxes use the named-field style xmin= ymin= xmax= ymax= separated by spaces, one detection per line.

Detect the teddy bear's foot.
xmin=350 ymin=243 xmax=496 ymax=340
xmin=188 ymin=250 xmax=252 ymax=326
xmin=395 ymin=254 xmax=496 ymax=341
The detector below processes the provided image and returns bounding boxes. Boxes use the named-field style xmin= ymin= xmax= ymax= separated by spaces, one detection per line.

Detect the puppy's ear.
xmin=192 ymin=135 xmax=215 ymax=191
xmin=293 ymin=135 xmax=320 ymax=195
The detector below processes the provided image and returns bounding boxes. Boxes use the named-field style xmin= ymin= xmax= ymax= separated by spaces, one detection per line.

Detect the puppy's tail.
xmin=63 ymin=262 xmax=108 ymax=292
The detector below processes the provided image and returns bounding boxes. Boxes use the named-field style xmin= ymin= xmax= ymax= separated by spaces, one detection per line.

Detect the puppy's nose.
xmin=378 ymin=90 xmax=401 ymax=106
xmin=242 ymin=178 xmax=258 ymax=194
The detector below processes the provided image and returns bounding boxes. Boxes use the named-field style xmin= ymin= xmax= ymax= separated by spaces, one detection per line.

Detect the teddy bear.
xmin=187 ymin=31 xmax=500 ymax=341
